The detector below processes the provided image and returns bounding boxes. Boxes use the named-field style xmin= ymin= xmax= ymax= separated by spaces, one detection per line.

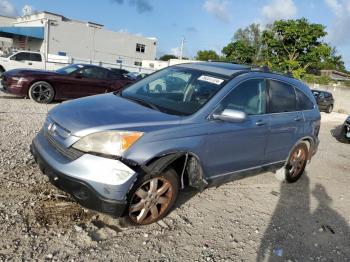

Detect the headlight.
xmin=72 ymin=131 xmax=143 ymax=157
xmin=12 ymin=77 xmax=27 ymax=83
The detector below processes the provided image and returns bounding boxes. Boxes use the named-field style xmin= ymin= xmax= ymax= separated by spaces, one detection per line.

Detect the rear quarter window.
xmin=30 ymin=53 xmax=42 ymax=62
xmin=295 ymin=88 xmax=314 ymax=111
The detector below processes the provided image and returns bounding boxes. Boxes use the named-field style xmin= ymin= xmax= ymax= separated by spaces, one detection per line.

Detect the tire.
xmin=326 ymin=104 xmax=333 ymax=113
xmin=28 ymin=81 xmax=55 ymax=104
xmin=284 ymin=143 xmax=308 ymax=183
xmin=125 ymin=168 xmax=179 ymax=225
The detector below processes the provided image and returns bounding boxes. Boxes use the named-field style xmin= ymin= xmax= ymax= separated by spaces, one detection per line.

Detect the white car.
xmin=0 ymin=51 xmax=69 ymax=74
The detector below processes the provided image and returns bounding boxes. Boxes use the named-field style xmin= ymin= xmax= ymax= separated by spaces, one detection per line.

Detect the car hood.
xmin=49 ymin=93 xmax=183 ymax=137
xmin=5 ymin=68 xmax=59 ymax=76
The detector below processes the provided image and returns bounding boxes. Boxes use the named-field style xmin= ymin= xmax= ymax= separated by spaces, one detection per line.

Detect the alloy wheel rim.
xmin=32 ymin=84 xmax=52 ymax=102
xmin=288 ymin=148 xmax=306 ymax=177
xmin=129 ymin=177 xmax=173 ymax=224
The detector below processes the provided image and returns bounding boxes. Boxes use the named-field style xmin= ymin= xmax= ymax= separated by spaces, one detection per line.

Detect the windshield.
xmin=3 ymin=52 xmax=14 ymax=58
xmin=56 ymin=64 xmax=82 ymax=74
xmin=120 ymin=67 xmax=227 ymax=116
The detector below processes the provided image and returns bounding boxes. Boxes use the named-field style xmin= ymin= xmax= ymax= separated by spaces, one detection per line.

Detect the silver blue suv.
xmin=31 ymin=62 xmax=321 ymax=225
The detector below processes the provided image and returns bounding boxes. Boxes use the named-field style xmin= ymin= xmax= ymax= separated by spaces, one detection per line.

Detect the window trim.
xmin=266 ymin=78 xmax=315 ymax=114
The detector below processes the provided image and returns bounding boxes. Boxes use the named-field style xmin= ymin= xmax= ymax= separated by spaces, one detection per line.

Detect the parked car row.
xmin=30 ymin=62 xmax=322 ymax=225
xmin=0 ymin=64 xmax=134 ymax=103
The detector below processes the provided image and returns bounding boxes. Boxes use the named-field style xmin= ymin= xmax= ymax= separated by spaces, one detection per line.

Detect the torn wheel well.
xmin=144 ymin=153 xmax=208 ymax=191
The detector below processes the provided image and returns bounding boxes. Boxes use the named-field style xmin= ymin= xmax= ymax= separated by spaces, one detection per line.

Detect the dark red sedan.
xmin=0 ymin=64 xmax=133 ymax=103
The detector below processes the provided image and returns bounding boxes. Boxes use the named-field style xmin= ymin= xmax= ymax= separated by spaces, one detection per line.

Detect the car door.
xmin=204 ymin=79 xmax=270 ymax=180
xmin=264 ymin=79 xmax=304 ymax=164
xmin=28 ymin=53 xmax=44 ymax=69
xmin=80 ymin=66 xmax=110 ymax=96
xmin=107 ymin=71 xmax=133 ymax=92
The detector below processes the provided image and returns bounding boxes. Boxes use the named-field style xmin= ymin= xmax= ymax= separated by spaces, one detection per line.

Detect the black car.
xmin=341 ymin=115 xmax=350 ymax=142
xmin=311 ymin=90 xmax=334 ymax=113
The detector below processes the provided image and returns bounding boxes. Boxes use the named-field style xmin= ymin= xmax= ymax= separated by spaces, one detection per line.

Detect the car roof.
xmin=176 ymin=62 xmax=250 ymax=77
xmin=72 ymin=63 xmax=111 ymax=70
xmin=175 ymin=62 xmax=313 ymax=93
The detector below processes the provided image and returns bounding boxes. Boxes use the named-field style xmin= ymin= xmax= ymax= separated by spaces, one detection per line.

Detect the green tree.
xmin=318 ymin=47 xmax=346 ymax=72
xmin=222 ymin=23 xmax=263 ymax=64
xmin=222 ymin=40 xmax=255 ymax=64
xmin=261 ymin=18 xmax=331 ymax=78
xmin=233 ymin=23 xmax=263 ymax=63
xmin=196 ymin=50 xmax=220 ymax=61
xmin=159 ymin=54 xmax=178 ymax=61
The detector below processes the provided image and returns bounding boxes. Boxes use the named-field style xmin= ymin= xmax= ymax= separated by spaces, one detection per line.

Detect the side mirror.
xmin=212 ymin=109 xmax=247 ymax=123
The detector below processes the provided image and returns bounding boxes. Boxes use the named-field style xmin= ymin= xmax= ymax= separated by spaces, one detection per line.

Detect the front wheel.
xmin=28 ymin=81 xmax=55 ymax=104
xmin=126 ymin=168 xmax=179 ymax=225
xmin=284 ymin=143 xmax=308 ymax=183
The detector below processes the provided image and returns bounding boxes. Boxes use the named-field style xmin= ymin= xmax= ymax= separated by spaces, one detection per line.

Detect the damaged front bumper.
xmin=31 ymin=130 xmax=139 ymax=216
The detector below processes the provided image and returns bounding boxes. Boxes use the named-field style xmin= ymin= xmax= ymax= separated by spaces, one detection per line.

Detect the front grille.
xmin=45 ymin=132 xmax=83 ymax=160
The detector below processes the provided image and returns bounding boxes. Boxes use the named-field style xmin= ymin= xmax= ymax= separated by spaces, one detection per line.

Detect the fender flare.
xmin=131 ymin=151 xmax=208 ymax=191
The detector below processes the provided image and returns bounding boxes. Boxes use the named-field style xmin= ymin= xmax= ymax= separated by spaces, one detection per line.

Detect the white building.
xmin=0 ymin=11 xmax=157 ymax=67
xmin=142 ymin=59 xmax=200 ymax=71
xmin=0 ymin=15 xmax=16 ymax=50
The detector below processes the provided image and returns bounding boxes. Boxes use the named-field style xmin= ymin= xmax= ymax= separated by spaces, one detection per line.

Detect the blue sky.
xmin=1 ymin=0 xmax=350 ymax=69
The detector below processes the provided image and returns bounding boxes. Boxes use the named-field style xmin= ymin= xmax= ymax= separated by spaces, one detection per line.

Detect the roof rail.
xmin=206 ymin=60 xmax=295 ymax=79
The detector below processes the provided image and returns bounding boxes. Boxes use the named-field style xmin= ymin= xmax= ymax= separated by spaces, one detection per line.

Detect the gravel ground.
xmin=0 ymin=91 xmax=349 ymax=261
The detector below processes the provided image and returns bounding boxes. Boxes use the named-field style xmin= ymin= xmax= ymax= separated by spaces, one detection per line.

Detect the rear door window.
xmin=268 ymin=80 xmax=297 ymax=113
xmin=30 ymin=53 xmax=42 ymax=62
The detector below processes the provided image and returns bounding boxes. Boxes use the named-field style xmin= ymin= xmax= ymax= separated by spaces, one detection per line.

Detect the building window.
xmin=134 ymin=61 xmax=142 ymax=66
xmin=136 ymin=43 xmax=145 ymax=53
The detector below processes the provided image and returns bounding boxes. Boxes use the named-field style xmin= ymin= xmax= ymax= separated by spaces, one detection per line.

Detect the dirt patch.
xmin=33 ymin=199 xmax=94 ymax=228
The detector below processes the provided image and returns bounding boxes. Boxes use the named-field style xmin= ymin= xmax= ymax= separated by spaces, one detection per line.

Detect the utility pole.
xmin=179 ymin=37 xmax=185 ymax=60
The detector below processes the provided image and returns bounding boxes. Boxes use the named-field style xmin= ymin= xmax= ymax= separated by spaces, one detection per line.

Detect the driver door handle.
xmin=256 ymin=120 xmax=267 ymax=126
xmin=294 ymin=116 xmax=303 ymax=122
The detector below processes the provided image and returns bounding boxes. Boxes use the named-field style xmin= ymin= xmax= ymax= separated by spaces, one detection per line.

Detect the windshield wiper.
xmin=123 ymin=96 xmax=161 ymax=112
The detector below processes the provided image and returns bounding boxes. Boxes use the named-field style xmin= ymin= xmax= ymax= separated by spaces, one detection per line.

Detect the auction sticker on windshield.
xmin=198 ymin=75 xmax=224 ymax=85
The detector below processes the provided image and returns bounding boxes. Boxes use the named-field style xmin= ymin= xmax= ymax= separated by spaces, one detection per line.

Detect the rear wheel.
xmin=285 ymin=143 xmax=308 ymax=183
xmin=126 ymin=168 xmax=179 ymax=225
xmin=326 ymin=104 xmax=333 ymax=113
xmin=28 ymin=81 xmax=55 ymax=104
